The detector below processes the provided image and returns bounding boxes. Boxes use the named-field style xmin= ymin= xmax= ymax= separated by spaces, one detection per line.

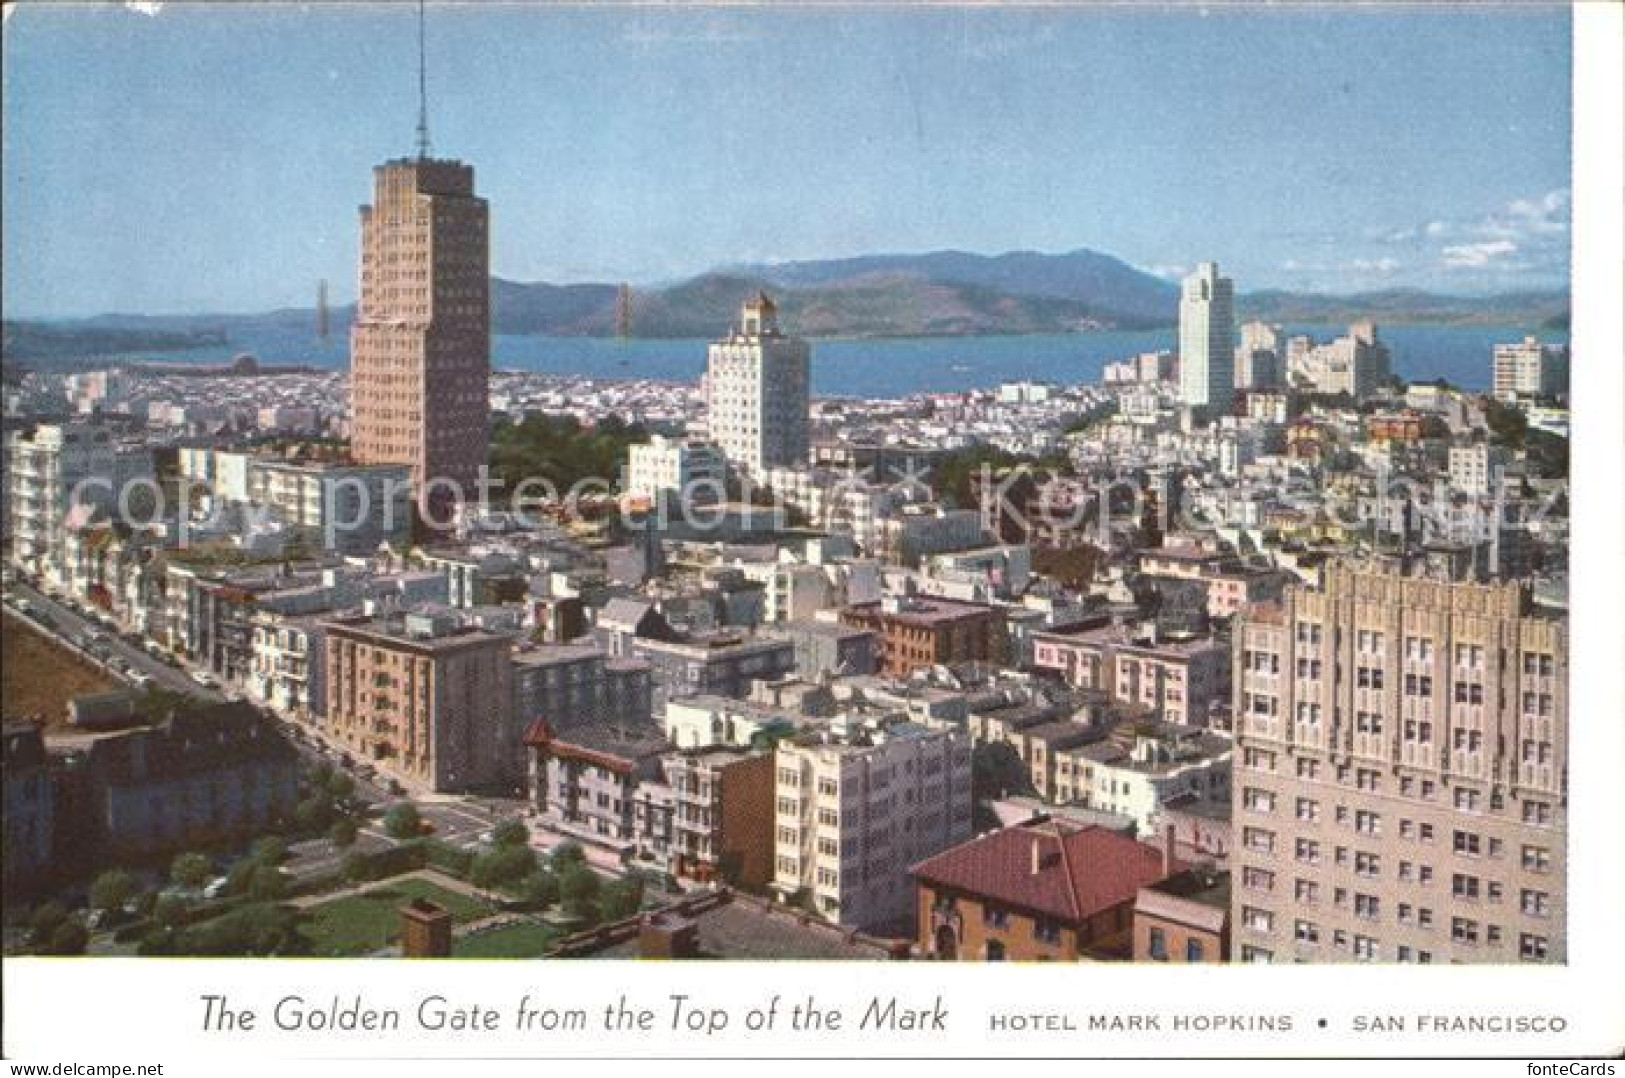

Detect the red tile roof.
xmin=910 ymin=821 xmax=1175 ymax=925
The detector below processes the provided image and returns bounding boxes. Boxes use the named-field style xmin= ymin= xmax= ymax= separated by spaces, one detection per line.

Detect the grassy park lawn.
xmin=299 ymin=877 xmax=492 ymax=956
xmin=452 ymin=921 xmax=559 ymax=959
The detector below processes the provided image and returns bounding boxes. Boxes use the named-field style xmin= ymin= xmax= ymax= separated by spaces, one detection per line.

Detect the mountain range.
xmin=2 ymin=249 xmax=1569 ymax=361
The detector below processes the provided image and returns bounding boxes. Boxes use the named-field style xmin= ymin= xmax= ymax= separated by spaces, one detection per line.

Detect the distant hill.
xmin=1237 ymin=287 xmax=1570 ymax=327
xmin=1 ymin=320 xmax=228 ymax=361
xmin=4 ymin=249 xmax=1570 ymax=360
xmin=735 ymin=248 xmax=1180 ymax=325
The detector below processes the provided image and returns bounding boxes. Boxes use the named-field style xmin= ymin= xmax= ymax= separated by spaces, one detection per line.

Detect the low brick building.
xmin=1133 ymin=866 xmax=1231 ymax=963
xmin=842 ymin=595 xmax=1006 ymax=678
xmin=911 ymin=817 xmax=1179 ymax=962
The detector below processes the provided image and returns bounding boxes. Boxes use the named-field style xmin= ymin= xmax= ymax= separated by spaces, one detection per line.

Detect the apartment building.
xmin=5 ymin=421 xmax=154 ymax=582
xmin=1287 ymin=321 xmax=1392 ymax=402
xmin=705 ymin=294 xmax=810 ymax=474
xmin=1230 ymin=563 xmax=1567 ymax=964
xmin=524 ymin=719 xmax=671 ymax=856
xmin=665 ymin=746 xmax=776 ymax=890
xmin=324 ymin=609 xmax=516 ymax=793
xmin=244 ymin=456 xmax=412 ymax=554
xmin=512 ymin=643 xmax=653 ymax=732
xmin=1113 ymin=631 xmax=1232 ymax=727
xmin=1492 ymin=336 xmax=1569 ymax=401
xmin=841 ymin=595 xmax=1006 ymax=678
xmin=772 ymin=716 xmax=974 ymax=932
xmin=625 ymin=436 xmax=727 ymax=505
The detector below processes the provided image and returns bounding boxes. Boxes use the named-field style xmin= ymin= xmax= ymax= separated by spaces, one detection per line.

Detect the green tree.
xmin=151 ymin=894 xmax=190 ymax=930
xmin=248 ymin=866 xmax=289 ymax=902
xmin=329 ymin=818 xmax=359 ymax=848
xmin=550 ymin=842 xmax=586 ymax=871
xmin=515 ymin=870 xmax=559 ymax=911
xmin=292 ymin=794 xmax=334 ymax=834
xmin=89 ymin=869 xmax=138 ymax=914
xmin=326 ymin=771 xmax=356 ymax=802
xmin=252 ymin=836 xmax=288 ymax=866
xmin=971 ymin=741 xmax=1036 ymax=801
xmin=383 ymin=803 xmax=422 ymax=840
xmin=169 ymin=851 xmax=212 ymax=891
xmin=491 ymin=819 xmax=529 ymax=848
xmin=46 ymin=920 xmax=89 ymax=956
xmin=29 ymin=901 xmax=69 ymax=944
xmin=342 ymin=852 xmax=374 ymax=886
xmin=600 ymin=876 xmax=645 ymax=921
xmin=558 ymin=865 xmax=602 ymax=921
xmin=470 ymin=844 xmax=536 ymax=889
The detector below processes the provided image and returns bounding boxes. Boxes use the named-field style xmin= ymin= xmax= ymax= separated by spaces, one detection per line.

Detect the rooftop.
xmin=550 ymin=889 xmax=904 ymax=961
xmin=910 ymin=818 xmax=1175 ymax=925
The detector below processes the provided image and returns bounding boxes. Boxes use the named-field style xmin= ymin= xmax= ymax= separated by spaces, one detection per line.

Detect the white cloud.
xmin=125 ymin=1 xmax=164 ymax=15
xmin=1424 ymin=220 xmax=1448 ymax=237
xmin=1351 ymin=257 xmax=1402 ymax=275
xmin=1146 ymin=264 xmax=1189 ymax=280
xmin=1441 ymin=240 xmax=1518 ymax=269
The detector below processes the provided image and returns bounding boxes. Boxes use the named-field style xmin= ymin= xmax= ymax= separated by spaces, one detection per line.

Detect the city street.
xmin=5 ymin=579 xmax=221 ymax=703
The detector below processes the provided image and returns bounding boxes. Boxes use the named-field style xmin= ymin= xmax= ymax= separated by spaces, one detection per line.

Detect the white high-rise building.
xmin=625 ymin=435 xmax=728 ymax=505
xmin=705 ymin=294 xmax=811 ymax=474
xmin=4 ymin=421 xmax=154 ymax=581
xmin=771 ymin=716 xmax=973 ymax=931
xmin=1492 ymin=337 xmax=1569 ymax=401
xmin=1236 ymin=320 xmax=1285 ymax=390
xmin=1179 ymin=262 xmax=1236 ymax=415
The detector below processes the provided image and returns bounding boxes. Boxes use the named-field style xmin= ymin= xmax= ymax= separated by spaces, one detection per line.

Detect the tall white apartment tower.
xmin=1179 ymin=262 xmax=1236 ymax=416
xmin=705 ymin=293 xmax=811 ymax=474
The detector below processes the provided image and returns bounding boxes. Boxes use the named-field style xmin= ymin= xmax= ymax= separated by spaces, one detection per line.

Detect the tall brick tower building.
xmin=350 ymin=156 xmax=489 ymax=523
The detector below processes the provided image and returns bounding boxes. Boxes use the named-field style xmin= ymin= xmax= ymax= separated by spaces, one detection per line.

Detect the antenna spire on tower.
xmin=414 ymin=0 xmax=432 ymax=159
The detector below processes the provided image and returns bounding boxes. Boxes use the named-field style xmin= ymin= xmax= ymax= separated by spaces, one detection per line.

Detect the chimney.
xmin=1162 ymin=823 xmax=1178 ymax=877
xmin=638 ymin=913 xmax=699 ymax=959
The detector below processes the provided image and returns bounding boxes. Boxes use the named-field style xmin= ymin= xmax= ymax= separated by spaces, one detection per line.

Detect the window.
xmin=1355 ymin=852 xmax=1380 ymax=877
xmin=1295 ymin=920 xmax=1320 ymax=944
xmin=1148 ymin=928 xmax=1167 ymax=961
xmin=1354 ymin=894 xmax=1380 ymax=920
xmin=1521 ymin=890 xmax=1551 ymax=918
xmin=1452 ymin=874 xmax=1480 ymax=900
xmin=1451 ymin=917 xmax=1479 ymax=945
xmin=1296 ymin=839 xmax=1321 ymax=864
xmin=1034 ymin=920 xmax=1061 ymax=945
xmin=1243 ymin=906 xmax=1274 ymax=933
xmin=1245 ymin=827 xmax=1276 ymax=854
xmin=983 ymin=905 xmax=1009 ymax=930
xmin=1296 ymin=798 xmax=1320 ymax=822
xmin=1523 ymin=801 xmax=1553 ymax=826
xmin=1353 ymin=935 xmax=1378 ymax=961
xmin=1244 ymin=788 xmax=1276 ymax=814
xmin=1186 ymin=939 xmax=1205 ymax=962
xmin=1453 ymin=830 xmax=1482 ymax=856
xmin=1454 ymin=787 xmax=1480 ymax=812
xmin=1294 ymin=879 xmax=1319 ymax=904
xmin=1242 ymin=867 xmax=1275 ymax=893
xmin=1520 ymin=934 xmax=1549 ymax=962
xmin=986 ymin=940 xmax=1006 ymax=962
xmin=1522 ymin=845 xmax=1552 ymax=873
xmin=1355 ymin=810 xmax=1381 ymax=836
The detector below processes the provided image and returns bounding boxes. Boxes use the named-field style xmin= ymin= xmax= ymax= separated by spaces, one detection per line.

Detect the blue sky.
xmin=2 ymin=2 xmax=1570 ymax=318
